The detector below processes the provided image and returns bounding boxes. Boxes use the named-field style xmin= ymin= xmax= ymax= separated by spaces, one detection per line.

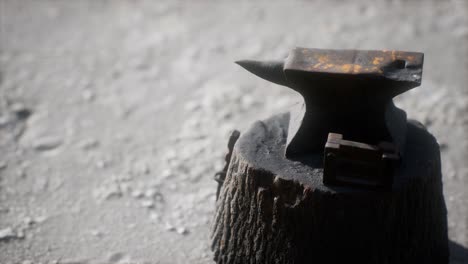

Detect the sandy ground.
xmin=0 ymin=1 xmax=467 ymax=263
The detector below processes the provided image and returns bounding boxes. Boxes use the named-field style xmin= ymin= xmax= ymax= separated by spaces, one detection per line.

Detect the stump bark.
xmin=211 ymin=113 xmax=448 ymax=264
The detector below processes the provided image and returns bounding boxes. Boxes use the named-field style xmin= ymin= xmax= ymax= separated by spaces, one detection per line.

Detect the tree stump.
xmin=211 ymin=113 xmax=448 ymax=264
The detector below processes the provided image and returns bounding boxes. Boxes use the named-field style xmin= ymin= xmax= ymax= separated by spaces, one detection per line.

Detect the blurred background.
xmin=0 ymin=0 xmax=467 ymax=263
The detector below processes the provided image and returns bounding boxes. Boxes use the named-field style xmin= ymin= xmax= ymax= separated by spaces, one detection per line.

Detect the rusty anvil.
xmin=237 ymin=48 xmax=424 ymax=188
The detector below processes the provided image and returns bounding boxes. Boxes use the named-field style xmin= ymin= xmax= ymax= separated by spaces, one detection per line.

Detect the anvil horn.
xmin=235 ymin=60 xmax=288 ymax=87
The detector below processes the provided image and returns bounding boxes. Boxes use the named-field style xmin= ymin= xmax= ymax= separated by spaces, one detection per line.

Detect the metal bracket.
xmin=323 ymin=133 xmax=399 ymax=190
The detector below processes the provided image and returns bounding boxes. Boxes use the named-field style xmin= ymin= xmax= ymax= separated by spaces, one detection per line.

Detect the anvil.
xmin=237 ymin=48 xmax=423 ymax=160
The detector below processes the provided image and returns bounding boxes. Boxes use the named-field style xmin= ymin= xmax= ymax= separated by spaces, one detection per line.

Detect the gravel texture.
xmin=0 ymin=1 xmax=467 ymax=263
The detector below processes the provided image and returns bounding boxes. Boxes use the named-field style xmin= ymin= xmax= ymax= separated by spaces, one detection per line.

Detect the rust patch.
xmin=373 ymin=57 xmax=384 ymax=65
xmin=352 ymin=64 xmax=362 ymax=73
xmin=341 ymin=64 xmax=352 ymax=72
xmin=317 ymin=55 xmax=329 ymax=64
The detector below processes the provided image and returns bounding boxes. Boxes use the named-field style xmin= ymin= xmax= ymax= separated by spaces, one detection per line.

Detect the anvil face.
xmin=284 ymin=48 xmax=424 ymax=98
xmin=236 ymin=48 xmax=423 ymax=159
xmin=286 ymin=48 xmax=423 ymax=78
